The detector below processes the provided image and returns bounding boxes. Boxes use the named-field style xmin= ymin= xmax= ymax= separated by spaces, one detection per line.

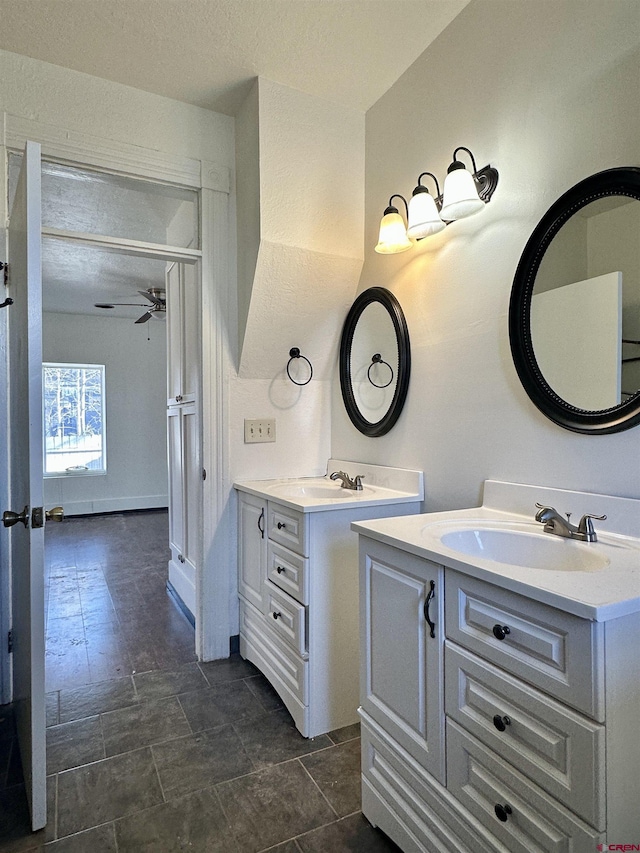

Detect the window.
xmin=43 ymin=364 xmax=106 ymax=476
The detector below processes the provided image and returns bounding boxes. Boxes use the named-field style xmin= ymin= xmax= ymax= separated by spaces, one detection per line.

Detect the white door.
xmin=4 ymin=141 xmax=47 ymax=830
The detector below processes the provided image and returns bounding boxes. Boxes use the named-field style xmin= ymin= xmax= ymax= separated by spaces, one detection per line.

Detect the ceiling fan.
xmin=94 ymin=288 xmax=166 ymax=324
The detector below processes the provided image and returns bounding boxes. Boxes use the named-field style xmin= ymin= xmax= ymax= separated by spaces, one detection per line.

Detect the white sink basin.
xmin=436 ymin=524 xmax=609 ymax=572
xmin=268 ymin=481 xmax=373 ymax=500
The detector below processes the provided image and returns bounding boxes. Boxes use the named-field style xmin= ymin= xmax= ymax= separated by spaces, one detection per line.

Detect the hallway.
xmin=0 ymin=511 xmax=399 ymax=852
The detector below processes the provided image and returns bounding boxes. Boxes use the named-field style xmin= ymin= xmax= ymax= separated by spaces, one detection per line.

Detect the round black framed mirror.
xmin=339 ymin=287 xmax=411 ymax=437
xmin=509 ymin=167 xmax=640 ymax=434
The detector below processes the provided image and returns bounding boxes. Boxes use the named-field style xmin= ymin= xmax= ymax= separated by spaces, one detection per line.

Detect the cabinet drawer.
xmin=268 ymin=503 xmax=308 ymax=555
xmin=361 ymin=713 xmax=497 ymax=853
xmin=445 ymin=642 xmax=605 ymax=829
xmin=239 ymin=599 xmax=308 ymax=706
xmin=267 ymin=541 xmax=309 ymax=605
xmin=447 ymin=720 xmax=603 ymax=852
xmin=264 ymin=580 xmax=308 ymax=657
xmin=445 ymin=570 xmax=603 ymax=720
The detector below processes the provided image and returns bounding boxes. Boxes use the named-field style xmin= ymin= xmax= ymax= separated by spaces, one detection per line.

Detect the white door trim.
xmin=0 ymin=113 xmax=233 ymax=685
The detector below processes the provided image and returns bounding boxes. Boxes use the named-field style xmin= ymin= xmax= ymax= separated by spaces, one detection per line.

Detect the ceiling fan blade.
xmin=139 ymin=290 xmax=165 ymax=307
xmin=94 ymin=302 xmax=148 ymax=309
xmin=135 ymin=311 xmax=153 ymax=324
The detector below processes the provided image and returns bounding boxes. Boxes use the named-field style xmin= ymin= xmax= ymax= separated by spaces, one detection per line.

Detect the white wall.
xmin=331 ymin=0 xmax=640 ymax=510
xmin=43 ymin=312 xmax=168 ymax=515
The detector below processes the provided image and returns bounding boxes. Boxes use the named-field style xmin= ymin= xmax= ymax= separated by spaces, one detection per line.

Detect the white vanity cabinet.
xmin=235 ymin=464 xmax=423 ymax=738
xmin=356 ymin=529 xmax=640 ymax=853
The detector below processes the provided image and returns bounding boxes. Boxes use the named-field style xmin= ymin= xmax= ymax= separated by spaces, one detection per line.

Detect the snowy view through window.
xmin=43 ymin=364 xmax=106 ymax=475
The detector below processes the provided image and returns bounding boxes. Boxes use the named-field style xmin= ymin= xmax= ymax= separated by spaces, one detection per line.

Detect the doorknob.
xmin=3 ymin=506 xmax=29 ymax=528
xmin=45 ymin=506 xmax=64 ymax=523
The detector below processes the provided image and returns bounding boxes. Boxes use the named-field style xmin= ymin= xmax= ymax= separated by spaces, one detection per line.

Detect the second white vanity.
xmin=234 ymin=460 xmax=423 ymax=738
xmin=353 ymin=480 xmax=640 ymax=852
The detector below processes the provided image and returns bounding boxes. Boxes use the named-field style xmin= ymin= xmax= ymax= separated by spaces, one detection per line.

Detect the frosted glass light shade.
xmin=375 ymin=211 xmax=412 ymax=254
xmin=440 ymin=167 xmax=485 ymax=220
xmin=407 ymin=190 xmax=446 ymax=239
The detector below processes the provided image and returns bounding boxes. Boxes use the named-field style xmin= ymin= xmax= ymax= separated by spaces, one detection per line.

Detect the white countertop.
xmin=351 ymin=481 xmax=640 ymax=622
xmin=234 ymin=477 xmax=422 ymax=513
xmin=234 ymin=460 xmax=424 ymax=514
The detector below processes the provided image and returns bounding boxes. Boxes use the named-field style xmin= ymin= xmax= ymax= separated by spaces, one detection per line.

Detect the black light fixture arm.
xmin=451 ymin=146 xmax=479 ymax=173
xmin=450 ymin=146 xmax=499 ymax=203
xmin=385 ymin=194 xmax=409 ymax=218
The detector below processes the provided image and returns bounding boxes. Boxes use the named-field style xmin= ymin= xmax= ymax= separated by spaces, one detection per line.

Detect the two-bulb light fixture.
xmin=375 ymin=146 xmax=499 ymax=254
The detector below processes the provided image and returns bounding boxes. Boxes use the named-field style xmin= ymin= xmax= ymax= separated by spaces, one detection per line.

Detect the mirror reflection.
xmin=350 ymin=301 xmax=399 ymax=421
xmin=531 ymin=196 xmax=640 ymax=410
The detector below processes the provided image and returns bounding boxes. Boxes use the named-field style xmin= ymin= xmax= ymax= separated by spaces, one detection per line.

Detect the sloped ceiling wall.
xmin=236 ymin=78 xmax=365 ymax=379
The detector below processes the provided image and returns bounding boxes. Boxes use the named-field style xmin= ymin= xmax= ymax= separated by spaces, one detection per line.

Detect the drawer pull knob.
xmin=492 ymin=624 xmax=511 ymax=640
xmin=277 ymin=522 xmax=286 ymax=530
xmin=494 ymin=803 xmax=512 ymax=822
xmin=276 ymin=565 xmax=286 ymax=574
xmin=272 ymin=611 xmax=281 ymax=620
xmin=493 ymin=714 xmax=511 ymax=732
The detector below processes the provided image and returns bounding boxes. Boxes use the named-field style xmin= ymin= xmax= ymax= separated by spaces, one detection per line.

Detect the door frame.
xmin=0 ymin=114 xmax=234 ymax=703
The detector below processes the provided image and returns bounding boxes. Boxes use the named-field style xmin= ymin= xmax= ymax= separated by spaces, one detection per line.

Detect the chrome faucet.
xmin=330 ymin=471 xmax=364 ymax=491
xmin=534 ymin=503 xmax=606 ymax=543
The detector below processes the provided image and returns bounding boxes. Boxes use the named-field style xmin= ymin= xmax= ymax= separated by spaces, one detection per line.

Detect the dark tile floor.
xmin=1 ymin=510 xmax=400 ymax=852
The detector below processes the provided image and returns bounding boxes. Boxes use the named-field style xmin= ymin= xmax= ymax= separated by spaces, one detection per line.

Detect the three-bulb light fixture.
xmin=375 ymin=146 xmax=499 ymax=254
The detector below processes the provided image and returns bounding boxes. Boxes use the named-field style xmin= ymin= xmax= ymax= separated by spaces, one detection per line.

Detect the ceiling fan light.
xmin=440 ymin=164 xmax=485 ymax=221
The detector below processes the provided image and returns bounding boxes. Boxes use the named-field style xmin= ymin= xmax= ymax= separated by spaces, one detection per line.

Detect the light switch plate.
xmin=244 ymin=418 xmax=276 ymax=443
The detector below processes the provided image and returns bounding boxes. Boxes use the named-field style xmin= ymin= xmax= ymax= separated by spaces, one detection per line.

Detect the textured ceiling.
xmin=0 ymin=0 xmax=469 ymax=115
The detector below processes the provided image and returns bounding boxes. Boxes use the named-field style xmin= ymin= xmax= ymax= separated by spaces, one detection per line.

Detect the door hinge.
xmin=7 ymin=630 xmax=13 ymax=654
xmin=202 ymin=468 xmax=207 ymax=481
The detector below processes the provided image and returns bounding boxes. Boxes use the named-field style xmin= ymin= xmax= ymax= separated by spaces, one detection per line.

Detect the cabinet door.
xmin=238 ymin=493 xmax=267 ymax=612
xmin=166 ymin=262 xmax=199 ymax=406
xmin=359 ymin=538 xmax=445 ymax=783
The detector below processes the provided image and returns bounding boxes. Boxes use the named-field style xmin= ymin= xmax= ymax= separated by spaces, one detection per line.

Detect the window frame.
xmin=42 ymin=361 xmax=107 ymax=478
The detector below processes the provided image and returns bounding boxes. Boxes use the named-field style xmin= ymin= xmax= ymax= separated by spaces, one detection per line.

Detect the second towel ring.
xmin=367 ymin=353 xmax=394 ymax=388
xmin=287 ymin=347 xmax=313 ymax=386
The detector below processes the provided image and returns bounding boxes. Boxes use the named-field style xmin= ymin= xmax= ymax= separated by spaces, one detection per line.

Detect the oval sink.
xmin=438 ymin=526 xmax=609 ymax=572
xmin=268 ymin=481 xmax=373 ymax=499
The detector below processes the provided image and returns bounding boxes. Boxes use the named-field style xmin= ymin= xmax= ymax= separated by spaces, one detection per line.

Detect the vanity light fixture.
xmin=375 ymin=147 xmax=499 ymax=253
xmin=374 ymin=194 xmax=412 ymax=254
xmin=407 ymin=172 xmax=446 ymax=240
xmin=440 ymin=147 xmax=495 ymax=220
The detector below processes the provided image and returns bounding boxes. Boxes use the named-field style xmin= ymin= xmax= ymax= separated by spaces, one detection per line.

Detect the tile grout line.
xmin=296 ymin=755 xmax=341 ymax=820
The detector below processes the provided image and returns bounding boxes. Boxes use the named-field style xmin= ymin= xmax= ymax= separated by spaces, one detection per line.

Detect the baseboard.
xmin=230 ymin=634 xmax=240 ymax=655
xmin=56 ymin=495 xmax=169 ymax=516
xmin=166 ymin=580 xmax=196 ymax=627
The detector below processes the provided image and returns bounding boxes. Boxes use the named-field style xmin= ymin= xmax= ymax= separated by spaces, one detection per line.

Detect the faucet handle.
xmin=577 ymin=512 xmax=607 ymax=532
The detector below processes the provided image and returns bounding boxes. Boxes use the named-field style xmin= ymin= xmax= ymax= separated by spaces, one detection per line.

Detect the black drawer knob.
xmin=272 ymin=611 xmax=281 ymax=620
xmin=492 ymin=624 xmax=511 ymax=641
xmin=493 ymin=714 xmax=511 ymax=732
xmin=494 ymin=803 xmax=512 ymax=822
xmin=277 ymin=522 xmax=286 ymax=529
xmin=276 ymin=565 xmax=285 ymax=574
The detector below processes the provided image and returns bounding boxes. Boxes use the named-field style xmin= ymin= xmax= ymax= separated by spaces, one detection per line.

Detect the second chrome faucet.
xmin=534 ymin=503 xmax=606 ymax=543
